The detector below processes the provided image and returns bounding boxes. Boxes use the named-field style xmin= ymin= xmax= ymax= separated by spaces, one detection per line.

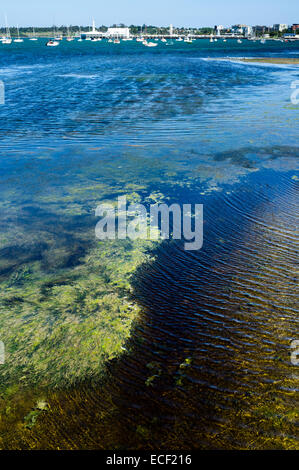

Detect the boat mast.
xmin=5 ymin=15 xmax=10 ymax=38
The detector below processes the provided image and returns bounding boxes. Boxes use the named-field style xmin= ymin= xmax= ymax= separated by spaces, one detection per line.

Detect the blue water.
xmin=0 ymin=39 xmax=298 ymax=449
xmin=0 ymin=39 xmax=298 ymax=150
xmin=0 ymin=40 xmax=298 ymax=199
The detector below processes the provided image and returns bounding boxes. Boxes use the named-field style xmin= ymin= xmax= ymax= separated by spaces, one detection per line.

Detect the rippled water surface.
xmin=0 ymin=40 xmax=298 ymax=449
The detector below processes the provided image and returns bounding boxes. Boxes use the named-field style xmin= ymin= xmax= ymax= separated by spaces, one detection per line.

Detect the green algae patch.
xmin=0 ymin=234 xmax=157 ymax=448
xmin=0 ymin=238 xmax=156 ymax=390
xmin=238 ymin=58 xmax=299 ymax=65
xmin=1 ymin=146 xmax=298 ymax=449
xmin=211 ymin=57 xmax=299 ymax=66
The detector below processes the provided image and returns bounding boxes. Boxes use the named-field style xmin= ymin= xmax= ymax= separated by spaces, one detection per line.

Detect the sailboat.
xmin=46 ymin=26 xmax=60 ymax=46
xmin=144 ymin=41 xmax=158 ymax=47
xmin=2 ymin=16 xmax=12 ymax=44
xmin=113 ymin=33 xmax=120 ymax=44
xmin=136 ymin=25 xmax=144 ymax=42
xmin=53 ymin=26 xmax=63 ymax=41
xmin=30 ymin=27 xmax=38 ymax=40
xmin=14 ymin=25 xmax=23 ymax=43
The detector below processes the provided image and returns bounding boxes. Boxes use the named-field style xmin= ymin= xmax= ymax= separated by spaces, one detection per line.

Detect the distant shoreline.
xmin=238 ymin=57 xmax=299 ymax=64
xmin=206 ymin=57 xmax=299 ymax=65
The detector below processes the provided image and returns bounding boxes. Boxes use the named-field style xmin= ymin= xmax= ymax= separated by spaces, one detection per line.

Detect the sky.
xmin=1 ymin=0 xmax=298 ymax=27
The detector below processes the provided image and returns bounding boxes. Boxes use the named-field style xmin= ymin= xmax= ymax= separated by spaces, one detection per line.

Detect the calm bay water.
xmin=0 ymin=39 xmax=298 ymax=449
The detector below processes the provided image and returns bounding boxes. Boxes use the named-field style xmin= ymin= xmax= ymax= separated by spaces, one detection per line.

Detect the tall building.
xmin=244 ymin=26 xmax=253 ymax=37
xmin=253 ymin=25 xmax=270 ymax=36
xmin=231 ymin=24 xmax=247 ymax=35
xmin=169 ymin=24 xmax=174 ymax=36
xmin=215 ymin=25 xmax=224 ymax=36
xmin=273 ymin=24 xmax=288 ymax=32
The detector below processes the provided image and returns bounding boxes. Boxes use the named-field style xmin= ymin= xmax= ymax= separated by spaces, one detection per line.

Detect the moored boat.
xmin=144 ymin=41 xmax=158 ymax=47
xmin=30 ymin=27 xmax=38 ymax=40
xmin=2 ymin=16 xmax=12 ymax=44
xmin=1 ymin=37 xmax=12 ymax=44
xmin=66 ymin=26 xmax=74 ymax=41
xmin=14 ymin=26 xmax=23 ymax=43
xmin=46 ymin=40 xmax=59 ymax=47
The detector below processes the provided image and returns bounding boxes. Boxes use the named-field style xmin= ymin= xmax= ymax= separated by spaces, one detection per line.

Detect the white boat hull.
xmin=46 ymin=41 xmax=59 ymax=47
xmin=144 ymin=42 xmax=158 ymax=47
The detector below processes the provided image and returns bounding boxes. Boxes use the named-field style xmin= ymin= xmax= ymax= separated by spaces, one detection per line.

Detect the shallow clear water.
xmin=0 ymin=39 xmax=298 ymax=449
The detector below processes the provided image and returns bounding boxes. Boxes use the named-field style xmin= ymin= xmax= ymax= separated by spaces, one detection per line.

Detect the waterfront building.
xmin=81 ymin=20 xmax=130 ymax=39
xmin=273 ymin=24 xmax=288 ymax=32
xmin=231 ymin=24 xmax=247 ymax=35
xmin=106 ymin=27 xmax=130 ymax=38
xmin=252 ymin=25 xmax=270 ymax=36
